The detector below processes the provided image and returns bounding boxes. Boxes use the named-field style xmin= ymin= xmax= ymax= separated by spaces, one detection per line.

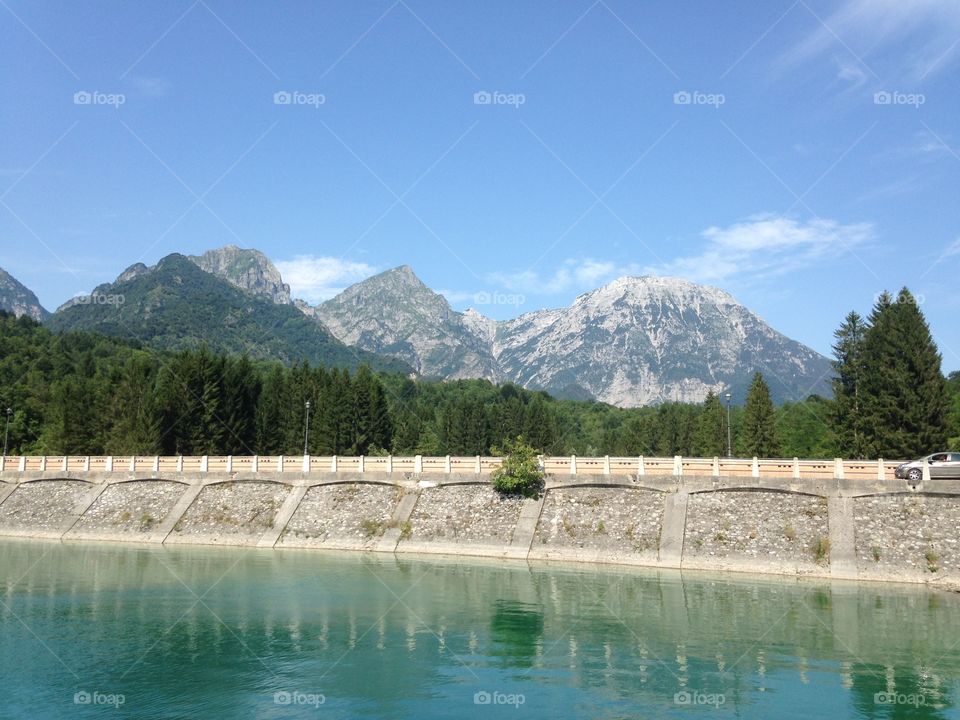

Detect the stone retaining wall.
xmin=1 ymin=474 xmax=959 ymax=587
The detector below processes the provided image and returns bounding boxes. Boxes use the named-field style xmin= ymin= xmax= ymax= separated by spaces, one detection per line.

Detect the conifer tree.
xmin=693 ymin=390 xmax=726 ymax=457
xmin=740 ymin=372 xmax=781 ymax=457
xmin=859 ymin=288 xmax=948 ymax=457
xmin=830 ymin=311 xmax=869 ymax=458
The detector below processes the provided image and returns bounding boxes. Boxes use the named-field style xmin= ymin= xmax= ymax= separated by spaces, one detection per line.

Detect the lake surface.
xmin=1 ymin=540 xmax=959 ymax=719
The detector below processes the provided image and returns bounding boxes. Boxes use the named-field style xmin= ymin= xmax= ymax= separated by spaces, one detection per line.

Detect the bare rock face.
xmin=188 ymin=245 xmax=292 ymax=304
xmin=312 ymin=269 xmax=832 ymax=406
xmin=0 ymin=267 xmax=49 ymax=321
xmin=313 ymin=266 xmax=502 ymax=381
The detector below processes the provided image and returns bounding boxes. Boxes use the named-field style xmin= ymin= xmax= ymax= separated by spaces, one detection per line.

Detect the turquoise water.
xmin=1 ymin=541 xmax=958 ymax=719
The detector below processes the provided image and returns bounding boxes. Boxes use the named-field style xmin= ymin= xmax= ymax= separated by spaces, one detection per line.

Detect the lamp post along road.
xmin=3 ymin=408 xmax=11 ymax=457
xmin=724 ymin=393 xmax=732 ymax=458
xmin=303 ymin=400 xmax=311 ymax=456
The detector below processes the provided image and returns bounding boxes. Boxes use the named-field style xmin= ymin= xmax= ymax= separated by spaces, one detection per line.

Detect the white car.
xmin=896 ymin=452 xmax=960 ymax=482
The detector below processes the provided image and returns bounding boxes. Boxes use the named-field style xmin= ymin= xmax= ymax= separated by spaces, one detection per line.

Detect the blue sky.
xmin=1 ymin=0 xmax=958 ymax=370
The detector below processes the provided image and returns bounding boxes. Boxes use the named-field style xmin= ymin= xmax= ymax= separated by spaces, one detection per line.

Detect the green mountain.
xmin=0 ymin=267 xmax=49 ymax=321
xmin=47 ymin=254 xmax=410 ymax=373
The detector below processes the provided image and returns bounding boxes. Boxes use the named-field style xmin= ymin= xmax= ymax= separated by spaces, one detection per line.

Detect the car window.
xmin=952 ymin=453 xmax=960 ymax=462
xmin=932 ymin=454 xmax=947 ymax=462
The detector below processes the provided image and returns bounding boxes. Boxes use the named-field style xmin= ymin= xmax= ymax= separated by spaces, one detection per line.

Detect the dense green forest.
xmin=0 ymin=287 xmax=956 ymax=459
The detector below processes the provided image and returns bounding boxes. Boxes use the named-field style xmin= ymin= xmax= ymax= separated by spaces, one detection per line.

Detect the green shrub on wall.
xmin=491 ymin=436 xmax=544 ymax=498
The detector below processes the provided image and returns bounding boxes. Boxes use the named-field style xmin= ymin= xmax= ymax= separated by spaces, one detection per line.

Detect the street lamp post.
xmin=724 ymin=393 xmax=732 ymax=458
xmin=303 ymin=400 xmax=311 ymax=456
xmin=3 ymin=408 xmax=10 ymax=457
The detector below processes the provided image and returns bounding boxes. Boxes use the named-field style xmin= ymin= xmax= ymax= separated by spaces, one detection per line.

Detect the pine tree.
xmin=859 ymin=288 xmax=948 ymax=458
xmin=830 ymin=311 xmax=869 ymax=458
xmin=740 ymin=372 xmax=781 ymax=457
xmin=693 ymin=391 xmax=726 ymax=456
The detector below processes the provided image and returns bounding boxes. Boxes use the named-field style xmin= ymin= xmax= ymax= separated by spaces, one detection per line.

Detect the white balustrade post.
xmin=673 ymin=455 xmax=682 ymax=477
xmin=200 ymin=455 xmax=208 ymax=473
xmin=603 ymin=455 xmax=611 ymax=475
xmin=877 ymin=459 xmax=885 ymax=481
xmin=153 ymin=456 xmax=159 ymax=472
xmin=105 ymin=456 xmax=113 ymax=472
xmin=570 ymin=454 xmax=577 ymax=475
xmin=445 ymin=455 xmax=451 ymax=473
xmin=226 ymin=455 xmax=233 ymax=473
xmin=177 ymin=455 xmax=183 ymax=473
xmin=712 ymin=456 xmax=720 ymax=477
xmin=475 ymin=455 xmax=481 ymax=474
xmin=386 ymin=455 xmax=393 ymax=474
xmin=414 ymin=455 xmax=423 ymax=474
xmin=130 ymin=456 xmax=136 ymax=471
xmin=40 ymin=456 xmax=46 ymax=471
xmin=278 ymin=455 xmax=284 ymax=472
xmin=252 ymin=455 xmax=258 ymax=473
xmin=330 ymin=455 xmax=337 ymax=472
xmin=84 ymin=456 xmax=90 ymax=472
xmin=638 ymin=455 xmax=645 ymax=477
xmin=793 ymin=457 xmax=800 ymax=480
xmin=358 ymin=455 xmax=364 ymax=473
xmin=19 ymin=456 xmax=26 ymax=472
xmin=62 ymin=456 xmax=68 ymax=471
xmin=0 ymin=455 xmax=5 ymax=472
xmin=302 ymin=454 xmax=310 ymax=472
xmin=834 ymin=458 xmax=844 ymax=480
xmin=751 ymin=457 xmax=759 ymax=478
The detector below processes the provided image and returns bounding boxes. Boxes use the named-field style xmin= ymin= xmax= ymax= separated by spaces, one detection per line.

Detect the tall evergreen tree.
xmin=859 ymin=288 xmax=948 ymax=457
xmin=693 ymin=391 xmax=726 ymax=456
xmin=830 ymin=311 xmax=869 ymax=458
xmin=740 ymin=372 xmax=781 ymax=457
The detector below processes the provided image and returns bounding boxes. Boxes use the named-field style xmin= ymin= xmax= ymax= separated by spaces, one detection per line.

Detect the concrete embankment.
xmin=1 ymin=469 xmax=958 ymax=586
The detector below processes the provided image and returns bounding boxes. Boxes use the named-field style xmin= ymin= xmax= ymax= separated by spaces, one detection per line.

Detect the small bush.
xmin=925 ymin=549 xmax=939 ymax=573
xmin=784 ymin=523 xmax=796 ymax=541
xmin=596 ymin=520 xmax=606 ymax=534
xmin=812 ymin=536 xmax=831 ymax=563
xmin=359 ymin=518 xmax=383 ymax=538
xmin=491 ymin=436 xmax=544 ymax=498
xmin=871 ymin=546 xmax=881 ymax=562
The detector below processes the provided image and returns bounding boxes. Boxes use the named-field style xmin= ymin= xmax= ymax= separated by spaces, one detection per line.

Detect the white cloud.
xmin=488 ymin=258 xmax=644 ymax=295
xmin=275 ymin=256 xmax=377 ymax=304
xmin=780 ymin=0 xmax=960 ymax=82
xmin=649 ymin=215 xmax=874 ymax=284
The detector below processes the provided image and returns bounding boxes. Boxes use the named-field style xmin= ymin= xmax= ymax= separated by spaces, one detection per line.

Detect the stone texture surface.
xmin=171 ymin=481 xmax=289 ymax=540
xmin=72 ymin=481 xmax=186 ymax=535
xmin=280 ymin=482 xmax=404 ymax=548
xmin=685 ymin=491 xmax=829 ymax=569
xmin=404 ymin=484 xmax=525 ymax=545
xmin=0 ymin=480 xmax=90 ymax=530
xmin=854 ymin=495 xmax=960 ymax=577
xmin=534 ymin=487 xmax=663 ymax=556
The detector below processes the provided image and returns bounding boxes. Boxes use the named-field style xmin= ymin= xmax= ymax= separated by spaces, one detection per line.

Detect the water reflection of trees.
xmin=490 ymin=599 xmax=544 ymax=668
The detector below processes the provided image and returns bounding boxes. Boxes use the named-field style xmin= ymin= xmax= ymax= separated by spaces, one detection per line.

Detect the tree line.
xmin=0 ymin=291 xmax=957 ymax=459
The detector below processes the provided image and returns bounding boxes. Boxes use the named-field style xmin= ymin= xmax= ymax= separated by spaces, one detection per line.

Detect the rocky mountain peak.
xmin=0 ymin=267 xmax=49 ymax=321
xmin=188 ymin=245 xmax=291 ymax=304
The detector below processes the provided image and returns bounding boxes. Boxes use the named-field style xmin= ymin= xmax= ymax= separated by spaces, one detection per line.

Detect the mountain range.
xmin=2 ymin=245 xmax=833 ymax=405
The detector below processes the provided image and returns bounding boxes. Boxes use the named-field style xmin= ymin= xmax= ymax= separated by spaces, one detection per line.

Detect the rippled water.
xmin=1 ymin=540 xmax=959 ymax=718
